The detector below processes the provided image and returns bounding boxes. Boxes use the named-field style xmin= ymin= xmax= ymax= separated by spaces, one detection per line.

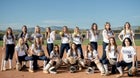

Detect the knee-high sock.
xmin=96 ymin=63 xmax=105 ymax=74
xmin=3 ymin=60 xmax=7 ymax=69
xmin=9 ymin=59 xmax=12 ymax=68
xmin=103 ymin=64 xmax=108 ymax=73
xmin=29 ymin=61 xmax=33 ymax=69
xmin=44 ymin=63 xmax=52 ymax=71
xmin=43 ymin=61 xmax=47 ymax=68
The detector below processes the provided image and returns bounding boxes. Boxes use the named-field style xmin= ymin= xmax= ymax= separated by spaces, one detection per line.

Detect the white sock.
xmin=44 ymin=63 xmax=51 ymax=71
xmin=9 ymin=59 xmax=12 ymax=68
xmin=29 ymin=61 xmax=33 ymax=69
xmin=43 ymin=61 xmax=47 ymax=68
xmin=3 ymin=60 xmax=7 ymax=69
xmin=117 ymin=67 xmax=123 ymax=74
xmin=103 ymin=64 xmax=108 ymax=73
xmin=97 ymin=63 xmax=105 ymax=73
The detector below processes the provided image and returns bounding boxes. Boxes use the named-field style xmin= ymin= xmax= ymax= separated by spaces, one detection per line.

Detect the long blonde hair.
xmin=17 ymin=38 xmax=27 ymax=52
xmin=34 ymin=26 xmax=41 ymax=34
xmin=34 ymin=37 xmax=42 ymax=50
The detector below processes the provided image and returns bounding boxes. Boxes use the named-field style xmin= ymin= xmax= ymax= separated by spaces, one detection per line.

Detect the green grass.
xmin=0 ymin=39 xmax=140 ymax=46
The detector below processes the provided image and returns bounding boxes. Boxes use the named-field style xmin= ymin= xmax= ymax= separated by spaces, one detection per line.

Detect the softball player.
xmin=87 ymin=23 xmax=99 ymax=50
xmin=103 ymin=37 xmax=119 ymax=75
xmin=72 ymin=27 xmax=84 ymax=59
xmin=45 ymin=27 xmax=56 ymax=56
xmin=43 ymin=45 xmax=61 ymax=74
xmin=2 ymin=27 xmax=16 ymax=71
xmin=84 ymin=43 xmax=105 ymax=75
xmin=30 ymin=37 xmax=48 ymax=71
xmin=31 ymin=26 xmax=44 ymax=44
xmin=102 ymin=22 xmax=115 ymax=63
xmin=64 ymin=43 xmax=85 ymax=73
xmin=118 ymin=22 xmax=135 ymax=46
xmin=59 ymin=26 xmax=71 ymax=58
xmin=15 ymin=38 xmax=34 ymax=72
xmin=18 ymin=25 xmax=31 ymax=50
xmin=116 ymin=38 xmax=136 ymax=78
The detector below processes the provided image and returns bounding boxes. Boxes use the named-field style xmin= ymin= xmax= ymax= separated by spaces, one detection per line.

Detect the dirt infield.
xmin=0 ymin=45 xmax=140 ymax=78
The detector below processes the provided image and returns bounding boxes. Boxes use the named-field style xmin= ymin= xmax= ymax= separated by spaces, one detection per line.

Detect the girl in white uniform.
xmin=43 ymin=45 xmax=61 ymax=74
xmin=15 ymin=38 xmax=34 ymax=72
xmin=72 ymin=27 xmax=84 ymax=59
xmin=102 ymin=22 xmax=115 ymax=63
xmin=31 ymin=26 xmax=44 ymax=44
xmin=87 ymin=23 xmax=99 ymax=50
xmin=45 ymin=27 xmax=56 ymax=56
xmin=2 ymin=27 xmax=16 ymax=71
xmin=31 ymin=26 xmax=44 ymax=69
xmin=65 ymin=43 xmax=85 ymax=73
xmin=116 ymin=38 xmax=136 ymax=78
xmin=59 ymin=26 xmax=71 ymax=58
xmin=118 ymin=22 xmax=135 ymax=46
xmin=30 ymin=37 xmax=48 ymax=71
xmin=104 ymin=37 xmax=119 ymax=75
xmin=18 ymin=25 xmax=31 ymax=50
xmin=84 ymin=43 xmax=105 ymax=75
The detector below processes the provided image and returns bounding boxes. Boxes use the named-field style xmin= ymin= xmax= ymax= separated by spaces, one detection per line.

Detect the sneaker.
xmin=28 ymin=69 xmax=34 ymax=73
xmin=9 ymin=66 xmax=12 ymax=70
xmin=70 ymin=66 xmax=76 ymax=73
xmin=86 ymin=67 xmax=94 ymax=74
xmin=49 ymin=67 xmax=57 ymax=74
xmin=2 ymin=67 xmax=6 ymax=71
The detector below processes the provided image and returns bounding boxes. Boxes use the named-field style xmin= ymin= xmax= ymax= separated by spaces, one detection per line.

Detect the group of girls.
xmin=2 ymin=22 xmax=137 ymax=77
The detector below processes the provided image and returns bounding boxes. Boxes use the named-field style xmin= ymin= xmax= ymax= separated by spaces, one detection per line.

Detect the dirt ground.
xmin=0 ymin=45 xmax=140 ymax=78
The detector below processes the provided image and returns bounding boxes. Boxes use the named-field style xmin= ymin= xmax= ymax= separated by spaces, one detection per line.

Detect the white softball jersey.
xmin=67 ymin=49 xmax=80 ymax=58
xmin=119 ymin=30 xmax=135 ymax=40
xmin=102 ymin=29 xmax=114 ymax=43
xmin=61 ymin=33 xmax=71 ymax=44
xmin=46 ymin=31 xmax=55 ymax=44
xmin=15 ymin=45 xmax=27 ymax=56
xmin=72 ymin=33 xmax=82 ymax=44
xmin=3 ymin=35 xmax=15 ymax=44
xmin=105 ymin=45 xmax=118 ymax=59
xmin=50 ymin=51 xmax=59 ymax=59
xmin=88 ymin=29 xmax=98 ymax=42
xmin=86 ymin=50 xmax=98 ymax=60
xmin=31 ymin=44 xmax=44 ymax=55
xmin=31 ymin=33 xmax=43 ymax=40
xmin=121 ymin=46 xmax=136 ymax=63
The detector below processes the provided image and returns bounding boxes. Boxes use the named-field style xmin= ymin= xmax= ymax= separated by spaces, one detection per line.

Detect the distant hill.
xmin=0 ymin=26 xmax=139 ymax=33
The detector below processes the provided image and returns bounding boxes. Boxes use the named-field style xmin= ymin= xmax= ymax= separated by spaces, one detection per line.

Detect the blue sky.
xmin=0 ymin=0 xmax=140 ymax=30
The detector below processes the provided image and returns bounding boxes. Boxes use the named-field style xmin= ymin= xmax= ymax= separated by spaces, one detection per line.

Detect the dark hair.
xmin=91 ymin=23 xmax=98 ymax=35
xmin=53 ymin=44 xmax=59 ymax=54
xmin=108 ymin=37 xmax=118 ymax=55
xmin=6 ymin=27 xmax=14 ymax=40
xmin=122 ymin=38 xmax=132 ymax=46
xmin=19 ymin=25 xmax=27 ymax=38
xmin=45 ymin=27 xmax=51 ymax=38
xmin=70 ymin=43 xmax=78 ymax=56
